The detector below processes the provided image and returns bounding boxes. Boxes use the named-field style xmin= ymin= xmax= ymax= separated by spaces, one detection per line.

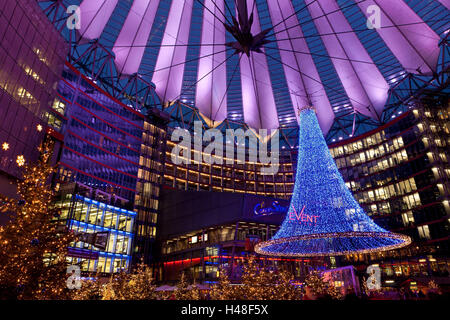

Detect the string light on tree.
xmin=304 ymin=271 xmax=343 ymax=300
xmin=255 ymin=106 xmax=411 ymax=257
xmin=210 ymin=268 xmax=238 ymax=300
xmin=219 ymin=257 xmax=302 ymax=300
xmin=77 ymin=260 xmax=157 ymax=300
xmin=36 ymin=124 xmax=43 ymax=132
xmin=2 ymin=142 xmax=9 ymax=151
xmin=16 ymin=155 xmax=25 ymax=167
xmin=0 ymin=140 xmax=76 ymax=299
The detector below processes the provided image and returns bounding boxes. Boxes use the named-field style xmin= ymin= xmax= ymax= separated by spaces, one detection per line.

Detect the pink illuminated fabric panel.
xmin=78 ymin=0 xmax=118 ymax=41
xmin=267 ymin=0 xmax=334 ymax=134
xmin=239 ymin=0 xmax=279 ymax=130
xmin=195 ymin=0 xmax=228 ymax=125
xmin=437 ymin=0 xmax=450 ymax=10
xmin=152 ymin=0 xmax=194 ymax=103
xmin=112 ymin=0 xmax=160 ymax=75
xmin=306 ymin=0 xmax=389 ymax=119
xmin=358 ymin=0 xmax=440 ymax=75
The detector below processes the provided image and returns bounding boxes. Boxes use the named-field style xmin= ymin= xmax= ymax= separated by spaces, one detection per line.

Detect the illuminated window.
xmin=417 ymin=225 xmax=431 ymax=240
xmin=52 ymin=99 xmax=66 ymax=114
xmin=401 ymin=212 xmax=415 ymax=226
xmin=22 ymin=65 xmax=45 ymax=85
xmin=44 ymin=112 xmax=62 ymax=130
xmin=17 ymin=87 xmax=36 ymax=104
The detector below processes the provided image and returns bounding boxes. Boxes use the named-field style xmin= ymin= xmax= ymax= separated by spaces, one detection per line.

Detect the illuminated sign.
xmin=288 ymin=205 xmax=319 ymax=224
xmin=67 ymin=247 xmax=99 ymax=260
xmin=253 ymin=200 xmax=287 ymax=216
xmin=188 ymin=234 xmax=207 ymax=244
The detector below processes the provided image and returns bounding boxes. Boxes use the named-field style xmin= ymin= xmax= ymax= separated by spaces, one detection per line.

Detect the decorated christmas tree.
xmin=174 ymin=272 xmax=194 ymax=300
xmin=209 ymin=268 xmax=238 ymax=300
xmin=100 ymin=261 xmax=156 ymax=300
xmin=304 ymin=270 xmax=342 ymax=300
xmin=238 ymin=257 xmax=275 ymax=300
xmin=0 ymin=140 xmax=75 ymax=299
xmin=256 ymin=106 xmax=411 ymax=257
xmin=233 ymin=257 xmax=302 ymax=300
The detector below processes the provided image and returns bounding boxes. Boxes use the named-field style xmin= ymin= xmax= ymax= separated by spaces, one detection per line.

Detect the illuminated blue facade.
xmin=56 ymin=66 xmax=144 ymax=203
xmin=56 ymin=193 xmax=136 ymax=273
xmin=53 ymin=65 xmax=168 ymax=272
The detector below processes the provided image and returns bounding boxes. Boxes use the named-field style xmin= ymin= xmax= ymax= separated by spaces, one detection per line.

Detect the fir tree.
xmin=188 ymin=279 xmax=203 ymax=300
xmin=304 ymin=270 xmax=342 ymax=300
xmin=126 ymin=262 xmax=157 ymax=299
xmin=238 ymin=257 xmax=276 ymax=300
xmin=100 ymin=261 xmax=156 ymax=300
xmin=272 ymin=268 xmax=303 ymax=300
xmin=210 ymin=268 xmax=238 ymax=300
xmin=0 ymin=140 xmax=76 ymax=299
xmin=174 ymin=272 xmax=192 ymax=300
xmin=72 ymin=278 xmax=102 ymax=300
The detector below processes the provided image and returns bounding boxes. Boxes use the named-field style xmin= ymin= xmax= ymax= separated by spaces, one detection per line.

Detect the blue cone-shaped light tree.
xmin=255 ymin=106 xmax=411 ymax=257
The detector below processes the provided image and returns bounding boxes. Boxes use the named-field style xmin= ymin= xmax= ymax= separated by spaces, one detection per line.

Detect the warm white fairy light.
xmin=16 ymin=155 xmax=25 ymax=167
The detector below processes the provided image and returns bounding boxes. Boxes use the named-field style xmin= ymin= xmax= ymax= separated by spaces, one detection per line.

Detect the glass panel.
xmin=104 ymin=258 xmax=112 ymax=273
xmin=97 ymin=257 xmax=105 ymax=273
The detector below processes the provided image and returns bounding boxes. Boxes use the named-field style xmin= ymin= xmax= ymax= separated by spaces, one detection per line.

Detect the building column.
xmin=201 ymin=229 xmax=206 ymax=283
xmin=229 ymin=222 xmax=240 ymax=278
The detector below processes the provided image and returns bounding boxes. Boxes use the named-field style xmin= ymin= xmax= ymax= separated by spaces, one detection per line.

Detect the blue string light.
xmin=255 ymin=106 xmax=411 ymax=257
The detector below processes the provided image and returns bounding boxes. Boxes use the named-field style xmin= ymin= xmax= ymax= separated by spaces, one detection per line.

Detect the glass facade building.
xmin=329 ymin=95 xmax=449 ymax=280
xmin=133 ymin=108 xmax=170 ymax=265
xmin=157 ymin=189 xmax=328 ymax=283
xmin=0 ymin=0 xmax=67 ymax=197
xmin=55 ymin=65 xmax=144 ymax=204
xmin=52 ymin=64 xmax=169 ymax=273
xmin=54 ymin=183 xmax=135 ymax=274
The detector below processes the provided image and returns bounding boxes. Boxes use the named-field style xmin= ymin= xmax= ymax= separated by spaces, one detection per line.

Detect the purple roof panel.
xmin=239 ymin=0 xmax=279 ymax=130
xmin=307 ymin=0 xmax=389 ymax=119
xmin=195 ymin=0 xmax=228 ymax=125
xmin=152 ymin=0 xmax=194 ymax=103
xmin=112 ymin=0 xmax=160 ymax=75
xmin=79 ymin=0 xmax=118 ymax=41
xmin=267 ymin=0 xmax=334 ymax=134
xmin=358 ymin=0 xmax=440 ymax=75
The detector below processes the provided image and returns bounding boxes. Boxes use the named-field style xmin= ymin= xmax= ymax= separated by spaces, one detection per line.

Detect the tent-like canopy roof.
xmin=40 ymin=0 xmax=449 ymax=137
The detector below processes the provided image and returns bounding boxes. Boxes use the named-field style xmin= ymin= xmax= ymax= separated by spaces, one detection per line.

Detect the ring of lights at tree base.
xmin=255 ymin=106 xmax=411 ymax=257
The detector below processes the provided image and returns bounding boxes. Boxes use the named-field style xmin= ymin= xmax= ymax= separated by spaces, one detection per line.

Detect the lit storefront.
xmin=157 ymin=189 xmax=328 ymax=283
